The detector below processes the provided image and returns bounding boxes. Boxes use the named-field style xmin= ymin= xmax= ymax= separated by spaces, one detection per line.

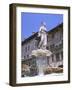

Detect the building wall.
xmin=21 ymin=37 xmax=38 ymax=60
xmin=47 ymin=27 xmax=63 ymax=67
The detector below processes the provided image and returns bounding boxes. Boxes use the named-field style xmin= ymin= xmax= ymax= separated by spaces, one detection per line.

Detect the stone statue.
xmin=38 ymin=22 xmax=47 ymax=49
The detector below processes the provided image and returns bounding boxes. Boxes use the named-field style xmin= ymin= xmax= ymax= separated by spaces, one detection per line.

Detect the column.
xmin=54 ymin=54 xmax=56 ymax=62
xmin=59 ymin=53 xmax=63 ymax=66
xmin=48 ymin=56 xmax=53 ymax=67
xmin=59 ymin=53 xmax=62 ymax=61
xmin=53 ymin=54 xmax=56 ymax=67
xmin=49 ymin=56 xmax=52 ymax=65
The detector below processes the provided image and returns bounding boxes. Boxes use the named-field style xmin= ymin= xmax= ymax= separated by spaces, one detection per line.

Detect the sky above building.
xmin=21 ymin=12 xmax=63 ymax=41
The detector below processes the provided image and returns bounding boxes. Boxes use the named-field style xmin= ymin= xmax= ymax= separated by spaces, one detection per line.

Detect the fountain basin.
xmin=31 ymin=49 xmax=52 ymax=57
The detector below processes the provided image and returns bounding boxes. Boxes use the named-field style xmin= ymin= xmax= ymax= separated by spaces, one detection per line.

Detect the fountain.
xmin=31 ymin=22 xmax=52 ymax=76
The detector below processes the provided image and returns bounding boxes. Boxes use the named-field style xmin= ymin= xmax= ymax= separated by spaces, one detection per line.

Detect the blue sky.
xmin=21 ymin=12 xmax=63 ymax=41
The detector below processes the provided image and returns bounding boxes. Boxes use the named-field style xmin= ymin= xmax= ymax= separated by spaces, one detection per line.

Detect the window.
xmin=24 ymin=56 xmax=25 ymax=59
xmin=28 ymin=45 xmax=30 ymax=50
xmin=46 ymin=46 xmax=49 ymax=50
xmin=52 ymin=33 xmax=54 ymax=38
xmin=50 ymin=44 xmax=54 ymax=48
xmin=60 ymin=31 xmax=63 ymax=40
xmin=61 ymin=51 xmax=63 ymax=60
xmin=47 ymin=56 xmax=49 ymax=65
xmin=35 ymin=41 xmax=38 ymax=48
xmin=55 ymin=32 xmax=60 ymax=41
xmin=52 ymin=55 xmax=54 ymax=62
xmin=48 ymin=34 xmax=52 ymax=41
xmin=25 ymin=47 xmax=27 ymax=52
xmin=50 ymin=44 xmax=55 ymax=50
xmin=27 ymin=55 xmax=29 ymax=58
xmin=56 ymin=53 xmax=60 ymax=61
xmin=25 ymin=45 xmax=30 ymax=52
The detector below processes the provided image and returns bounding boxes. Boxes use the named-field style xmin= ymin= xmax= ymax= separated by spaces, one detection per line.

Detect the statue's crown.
xmin=41 ymin=21 xmax=46 ymax=26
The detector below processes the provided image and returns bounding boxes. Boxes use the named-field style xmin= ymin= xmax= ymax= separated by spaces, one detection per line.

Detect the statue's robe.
xmin=38 ymin=26 xmax=47 ymax=49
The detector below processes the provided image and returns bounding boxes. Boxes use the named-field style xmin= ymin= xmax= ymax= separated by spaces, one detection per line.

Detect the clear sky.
xmin=21 ymin=12 xmax=63 ymax=41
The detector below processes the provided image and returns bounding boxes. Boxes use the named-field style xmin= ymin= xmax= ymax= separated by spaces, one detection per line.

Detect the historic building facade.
xmin=21 ymin=23 xmax=63 ymax=77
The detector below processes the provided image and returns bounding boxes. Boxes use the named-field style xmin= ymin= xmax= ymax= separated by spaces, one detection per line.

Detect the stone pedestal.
xmin=36 ymin=56 xmax=48 ymax=76
xmin=31 ymin=49 xmax=52 ymax=75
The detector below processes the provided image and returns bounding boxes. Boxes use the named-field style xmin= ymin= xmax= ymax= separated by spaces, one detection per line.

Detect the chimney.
xmin=32 ymin=32 xmax=35 ymax=35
